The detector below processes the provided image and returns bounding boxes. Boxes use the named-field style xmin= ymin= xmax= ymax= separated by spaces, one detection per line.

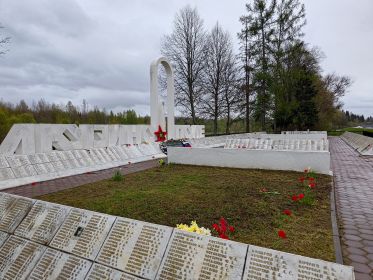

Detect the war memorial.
xmin=1 ymin=57 xmax=372 ymax=279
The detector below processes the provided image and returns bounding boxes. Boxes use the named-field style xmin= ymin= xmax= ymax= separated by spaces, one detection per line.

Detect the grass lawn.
xmin=37 ymin=164 xmax=335 ymax=262
xmin=328 ymin=127 xmax=373 ymax=136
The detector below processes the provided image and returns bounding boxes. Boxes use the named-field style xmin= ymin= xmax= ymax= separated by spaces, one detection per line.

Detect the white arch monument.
xmin=150 ymin=57 xmax=175 ymax=140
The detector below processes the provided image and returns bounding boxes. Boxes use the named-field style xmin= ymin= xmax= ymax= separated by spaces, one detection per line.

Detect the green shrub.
xmin=112 ymin=170 xmax=124 ymax=182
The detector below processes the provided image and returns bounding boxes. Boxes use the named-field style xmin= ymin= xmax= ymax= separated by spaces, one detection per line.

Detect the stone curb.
xmin=330 ymin=175 xmax=344 ymax=264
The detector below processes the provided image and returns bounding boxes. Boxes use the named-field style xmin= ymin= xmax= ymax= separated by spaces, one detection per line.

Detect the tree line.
xmin=161 ymin=1 xmax=356 ymax=134
xmin=0 ymin=99 xmax=150 ymax=142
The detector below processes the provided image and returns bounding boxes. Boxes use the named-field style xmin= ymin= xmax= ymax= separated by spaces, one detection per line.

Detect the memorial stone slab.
xmin=12 ymin=165 xmax=38 ymax=178
xmin=15 ymin=201 xmax=70 ymax=245
xmin=33 ymin=164 xmax=49 ymax=175
xmin=43 ymin=162 xmax=56 ymax=173
xmin=28 ymin=248 xmax=92 ymax=280
xmin=156 ymin=229 xmax=247 ymax=280
xmin=49 ymin=209 xmax=115 ymax=260
xmin=242 ymin=245 xmax=354 ymax=280
xmin=105 ymin=148 xmax=118 ymax=161
xmin=14 ymin=155 xmax=31 ymax=166
xmin=85 ymin=263 xmax=143 ymax=280
xmin=46 ymin=152 xmax=59 ymax=162
xmin=5 ymin=156 xmax=22 ymax=168
xmin=74 ymin=157 xmax=87 ymax=167
xmin=87 ymin=150 xmax=101 ymax=164
xmin=61 ymin=159 xmax=74 ymax=169
xmin=51 ymin=160 xmax=66 ymax=172
xmin=131 ymin=146 xmax=143 ymax=158
xmin=96 ymin=218 xmax=172 ymax=279
xmin=62 ymin=150 xmax=75 ymax=160
xmin=0 ymin=168 xmax=15 ymax=181
xmin=90 ymin=149 xmax=106 ymax=163
xmin=107 ymin=147 xmax=121 ymax=160
xmin=56 ymin=151 xmax=68 ymax=161
xmin=0 ymin=235 xmax=46 ymax=280
xmin=27 ymin=154 xmax=43 ymax=165
xmin=72 ymin=150 xmax=82 ymax=159
xmin=123 ymin=147 xmax=136 ymax=159
xmin=112 ymin=146 xmax=128 ymax=160
xmin=0 ymin=231 xmax=9 ymax=247
xmin=98 ymin=148 xmax=112 ymax=162
xmin=0 ymin=193 xmax=34 ymax=233
xmin=0 ymin=156 xmax=10 ymax=168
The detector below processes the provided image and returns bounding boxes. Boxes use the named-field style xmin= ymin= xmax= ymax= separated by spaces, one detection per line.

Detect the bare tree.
xmin=202 ymin=23 xmax=237 ymax=134
xmin=161 ymin=5 xmax=206 ymax=124
xmin=0 ymin=24 xmax=10 ymax=55
xmin=222 ymin=58 xmax=240 ymax=134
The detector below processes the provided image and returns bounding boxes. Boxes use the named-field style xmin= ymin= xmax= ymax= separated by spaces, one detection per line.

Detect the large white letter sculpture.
xmin=150 ymin=57 xmax=175 ymax=140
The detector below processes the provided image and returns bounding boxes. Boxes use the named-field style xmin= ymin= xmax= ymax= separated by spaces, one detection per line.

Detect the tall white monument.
xmin=150 ymin=57 xmax=175 ymax=140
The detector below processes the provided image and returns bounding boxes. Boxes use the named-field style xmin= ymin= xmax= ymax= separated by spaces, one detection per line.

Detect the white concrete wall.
xmin=168 ymin=147 xmax=331 ymax=175
xmin=0 ymin=124 xmax=205 ymax=155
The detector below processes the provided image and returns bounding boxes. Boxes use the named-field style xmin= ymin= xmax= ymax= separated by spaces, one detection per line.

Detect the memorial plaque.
xmin=12 ymin=165 xmax=37 ymax=178
xmin=37 ymin=153 xmax=50 ymax=163
xmin=87 ymin=150 xmax=101 ymax=163
xmin=55 ymin=151 xmax=67 ymax=161
xmin=27 ymin=154 xmax=43 ymax=164
xmin=46 ymin=152 xmax=59 ymax=162
xmin=85 ymin=263 xmax=143 ymax=280
xmin=112 ymin=146 xmax=128 ymax=160
xmin=14 ymin=155 xmax=31 ymax=166
xmin=61 ymin=150 xmax=75 ymax=160
xmin=122 ymin=147 xmax=136 ymax=159
xmin=49 ymin=209 xmax=115 ymax=260
xmin=5 ymin=156 xmax=22 ymax=168
xmin=98 ymin=148 xmax=112 ymax=162
xmin=34 ymin=163 xmax=49 ymax=175
xmin=43 ymin=162 xmax=56 ymax=173
xmin=107 ymin=147 xmax=121 ymax=160
xmin=105 ymin=148 xmax=118 ymax=161
xmin=51 ymin=160 xmax=66 ymax=172
xmin=242 ymin=245 xmax=354 ymax=280
xmin=131 ymin=146 xmax=143 ymax=158
xmin=0 ymin=168 xmax=15 ymax=181
xmin=0 ymin=235 xmax=46 ymax=280
xmin=61 ymin=159 xmax=74 ymax=169
xmin=156 ymin=229 xmax=247 ymax=279
xmin=79 ymin=150 xmax=95 ymax=165
xmin=0 ymin=156 xmax=10 ymax=168
xmin=0 ymin=231 xmax=9 ymax=247
xmin=15 ymin=201 xmax=70 ymax=245
xmin=72 ymin=150 xmax=82 ymax=159
xmin=29 ymin=248 xmax=92 ymax=280
xmin=96 ymin=218 xmax=172 ymax=279
xmin=0 ymin=193 xmax=34 ymax=233
xmin=90 ymin=149 xmax=106 ymax=163
xmin=74 ymin=157 xmax=87 ymax=167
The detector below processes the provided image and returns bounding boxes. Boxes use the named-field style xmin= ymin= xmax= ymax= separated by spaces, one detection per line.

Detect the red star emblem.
xmin=154 ymin=125 xmax=167 ymax=142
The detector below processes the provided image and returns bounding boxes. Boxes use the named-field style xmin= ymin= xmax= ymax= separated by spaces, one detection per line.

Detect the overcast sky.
xmin=0 ymin=0 xmax=372 ymax=116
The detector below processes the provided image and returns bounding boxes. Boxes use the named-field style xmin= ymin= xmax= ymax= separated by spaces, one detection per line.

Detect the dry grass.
xmin=38 ymin=164 xmax=335 ymax=261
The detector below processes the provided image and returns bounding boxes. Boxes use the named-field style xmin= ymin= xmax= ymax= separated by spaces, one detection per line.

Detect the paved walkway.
xmin=1 ymin=159 xmax=159 ymax=198
xmin=330 ymin=137 xmax=373 ymax=279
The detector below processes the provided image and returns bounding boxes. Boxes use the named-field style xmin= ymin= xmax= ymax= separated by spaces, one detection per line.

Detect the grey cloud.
xmin=0 ymin=0 xmax=371 ymax=117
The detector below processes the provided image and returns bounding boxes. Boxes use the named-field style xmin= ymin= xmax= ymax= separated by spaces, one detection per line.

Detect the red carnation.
xmin=229 ymin=226 xmax=235 ymax=233
xmin=291 ymin=195 xmax=298 ymax=201
xmin=304 ymin=169 xmax=308 ymax=173
xmin=278 ymin=230 xmax=287 ymax=239
xmin=299 ymin=177 xmax=305 ymax=183
xmin=220 ymin=217 xmax=227 ymax=232
xmin=309 ymin=177 xmax=315 ymax=181
xmin=219 ymin=233 xmax=229 ymax=240
xmin=298 ymin=193 xmax=305 ymax=200
xmin=309 ymin=182 xmax=316 ymax=188
xmin=212 ymin=223 xmax=220 ymax=233
xmin=283 ymin=209 xmax=292 ymax=216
